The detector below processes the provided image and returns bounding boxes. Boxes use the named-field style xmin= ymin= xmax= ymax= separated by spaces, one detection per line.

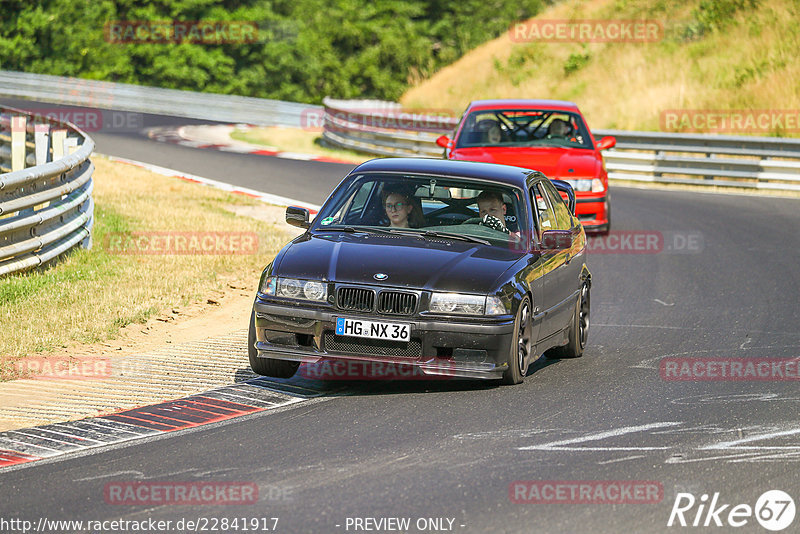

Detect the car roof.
xmin=466 ymin=99 xmax=580 ymax=113
xmin=349 ymin=157 xmax=542 ymax=188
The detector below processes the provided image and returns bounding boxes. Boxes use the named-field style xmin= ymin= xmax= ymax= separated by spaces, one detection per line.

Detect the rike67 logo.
xmin=668 ymin=490 xmax=795 ymax=531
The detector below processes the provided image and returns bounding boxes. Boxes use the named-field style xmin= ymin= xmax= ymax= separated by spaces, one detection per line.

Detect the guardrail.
xmin=0 ymin=70 xmax=321 ymax=127
xmin=0 ymin=105 xmax=94 ymax=276
xmin=321 ymin=98 xmax=800 ymax=192
xmin=3 ymin=73 xmax=798 ymax=192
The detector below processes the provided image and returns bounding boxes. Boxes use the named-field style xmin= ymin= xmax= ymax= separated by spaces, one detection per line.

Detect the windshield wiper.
xmin=324 ymin=226 xmax=491 ymax=245
xmin=333 ymin=226 xmax=395 ymax=235
xmin=420 ymin=230 xmax=491 ymax=246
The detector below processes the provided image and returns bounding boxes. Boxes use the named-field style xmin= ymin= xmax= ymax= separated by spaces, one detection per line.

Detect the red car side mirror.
xmin=597 ymin=136 xmax=616 ymax=150
xmin=436 ymin=135 xmax=452 ymax=148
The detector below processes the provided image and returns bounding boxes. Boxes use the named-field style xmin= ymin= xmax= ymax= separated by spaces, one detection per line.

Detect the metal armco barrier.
xmin=321 ymin=98 xmax=800 ymax=192
xmin=0 ymin=105 xmax=95 ymax=276
xmin=2 ymin=72 xmax=798 ymax=192
xmin=321 ymin=98 xmax=458 ymax=158
xmin=0 ymin=70 xmax=320 ymax=127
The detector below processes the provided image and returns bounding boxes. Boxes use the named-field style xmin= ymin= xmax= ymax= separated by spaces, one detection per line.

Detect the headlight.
xmin=260 ymin=276 xmax=327 ymax=302
xmin=302 ymin=281 xmax=326 ymax=301
xmin=591 ymin=178 xmax=605 ymax=192
xmin=577 ymin=179 xmax=592 ymax=191
xmin=429 ymin=293 xmax=507 ymax=316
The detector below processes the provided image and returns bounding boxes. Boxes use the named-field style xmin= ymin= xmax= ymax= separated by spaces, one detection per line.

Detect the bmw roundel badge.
xmin=373 ymin=273 xmax=388 ymax=281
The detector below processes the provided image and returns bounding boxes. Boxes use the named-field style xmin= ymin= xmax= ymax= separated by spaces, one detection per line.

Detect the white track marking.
xmin=74 ymin=470 xmax=145 ymax=482
xmin=700 ymin=427 xmax=800 ymax=450
xmin=518 ymin=422 xmax=682 ymax=451
xmin=597 ymin=455 xmax=647 ymax=465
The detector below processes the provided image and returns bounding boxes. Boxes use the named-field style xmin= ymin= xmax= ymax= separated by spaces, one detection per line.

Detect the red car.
xmin=436 ymin=99 xmax=615 ymax=233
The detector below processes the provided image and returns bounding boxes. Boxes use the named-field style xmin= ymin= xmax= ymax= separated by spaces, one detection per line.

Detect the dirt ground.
xmin=0 ymin=203 xmax=302 ymax=431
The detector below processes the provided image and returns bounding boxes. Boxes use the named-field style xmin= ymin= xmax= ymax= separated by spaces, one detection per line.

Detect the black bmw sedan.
xmin=249 ymin=158 xmax=591 ymax=385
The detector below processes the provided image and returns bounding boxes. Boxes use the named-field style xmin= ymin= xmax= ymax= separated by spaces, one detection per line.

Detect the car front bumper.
xmin=252 ymin=299 xmax=516 ymax=380
xmin=576 ymin=194 xmax=609 ymax=232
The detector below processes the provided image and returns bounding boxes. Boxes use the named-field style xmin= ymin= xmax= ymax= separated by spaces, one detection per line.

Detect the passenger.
xmin=382 ymin=187 xmax=424 ymax=228
xmin=476 ymin=190 xmax=509 ymax=233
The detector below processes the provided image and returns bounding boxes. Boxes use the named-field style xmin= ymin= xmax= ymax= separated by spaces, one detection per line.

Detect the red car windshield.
xmin=455 ymin=109 xmax=593 ymax=150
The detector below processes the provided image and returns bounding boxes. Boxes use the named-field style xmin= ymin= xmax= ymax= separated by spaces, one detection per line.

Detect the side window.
xmin=350 ymin=182 xmax=372 ymax=213
xmin=336 ymin=181 xmax=377 ymax=225
xmin=541 ymin=181 xmax=573 ymax=230
xmin=530 ymin=183 xmax=555 ymax=235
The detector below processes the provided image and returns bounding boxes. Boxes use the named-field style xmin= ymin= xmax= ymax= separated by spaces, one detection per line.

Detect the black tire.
xmin=549 ymin=284 xmax=589 ymax=359
xmin=599 ymin=203 xmax=611 ymax=235
xmin=501 ymin=296 xmax=532 ymax=385
xmin=248 ymin=309 xmax=299 ymax=378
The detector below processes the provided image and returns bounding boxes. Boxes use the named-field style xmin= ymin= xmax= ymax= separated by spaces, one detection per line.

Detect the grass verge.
xmin=230 ymin=126 xmax=370 ymax=164
xmin=0 ymin=156 xmax=298 ymax=379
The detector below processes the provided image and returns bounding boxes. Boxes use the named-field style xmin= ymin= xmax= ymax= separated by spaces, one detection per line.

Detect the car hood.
xmin=451 ymin=146 xmax=600 ymax=179
xmin=276 ymin=232 xmax=524 ymax=294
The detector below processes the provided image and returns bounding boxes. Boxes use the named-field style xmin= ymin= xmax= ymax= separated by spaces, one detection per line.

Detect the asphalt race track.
xmin=1 ymin=98 xmax=799 ymax=533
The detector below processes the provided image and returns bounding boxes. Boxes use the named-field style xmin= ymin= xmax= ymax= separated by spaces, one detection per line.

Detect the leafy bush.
xmin=563 ymin=48 xmax=590 ymax=76
xmin=0 ymin=0 xmax=547 ymax=103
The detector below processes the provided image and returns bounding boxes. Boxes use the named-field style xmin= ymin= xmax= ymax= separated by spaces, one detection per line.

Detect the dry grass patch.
xmin=401 ymin=0 xmax=800 ymax=137
xmin=0 ymin=156 xmax=299 ymax=378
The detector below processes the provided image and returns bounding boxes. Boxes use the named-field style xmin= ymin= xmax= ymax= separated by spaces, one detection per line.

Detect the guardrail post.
xmin=64 ymin=136 xmax=79 ymax=155
xmin=34 ymin=123 xmax=51 ymax=165
xmin=654 ymin=149 xmax=662 ymax=179
xmin=11 ymin=115 xmax=26 ymax=171
xmin=51 ymin=129 xmax=66 ymax=160
xmin=79 ymin=196 xmax=94 ymax=250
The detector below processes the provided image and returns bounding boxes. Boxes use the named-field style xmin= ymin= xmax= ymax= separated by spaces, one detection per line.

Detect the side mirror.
xmin=597 ymin=136 xmax=616 ymax=150
xmin=286 ymin=206 xmax=310 ymax=229
xmin=550 ymin=179 xmax=577 ymax=215
xmin=541 ymin=230 xmax=573 ymax=251
xmin=435 ymin=135 xmax=452 ymax=148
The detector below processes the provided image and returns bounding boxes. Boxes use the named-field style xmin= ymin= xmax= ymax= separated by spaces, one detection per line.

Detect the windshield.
xmin=456 ymin=109 xmax=593 ymax=149
xmin=312 ymin=173 xmax=528 ymax=247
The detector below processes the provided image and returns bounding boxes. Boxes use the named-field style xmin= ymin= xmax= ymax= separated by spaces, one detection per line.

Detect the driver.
xmin=547 ymin=118 xmax=572 ymax=138
xmin=382 ymin=187 xmax=424 ymax=228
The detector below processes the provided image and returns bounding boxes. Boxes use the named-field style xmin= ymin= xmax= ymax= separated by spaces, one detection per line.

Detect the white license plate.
xmin=335 ymin=317 xmax=411 ymax=342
